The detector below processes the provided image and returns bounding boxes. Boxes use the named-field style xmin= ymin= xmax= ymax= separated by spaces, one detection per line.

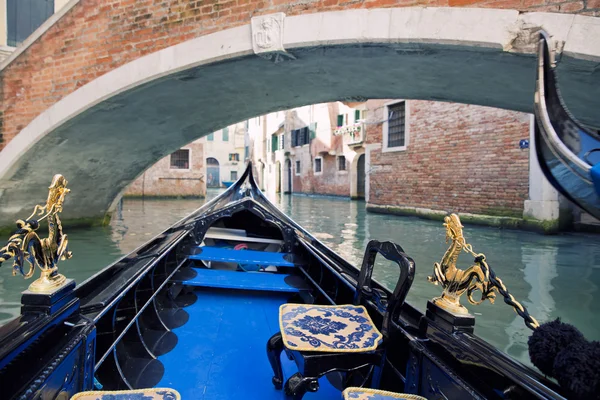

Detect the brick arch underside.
xmin=0 ymin=8 xmax=599 ymax=229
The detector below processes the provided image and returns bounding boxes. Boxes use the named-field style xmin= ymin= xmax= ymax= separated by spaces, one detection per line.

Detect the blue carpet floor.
xmin=157 ymin=289 xmax=340 ymax=399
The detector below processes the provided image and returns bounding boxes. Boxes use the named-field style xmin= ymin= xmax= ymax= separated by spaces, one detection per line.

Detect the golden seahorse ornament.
xmin=427 ymin=214 xmax=497 ymax=314
xmin=0 ymin=174 xmax=72 ymax=293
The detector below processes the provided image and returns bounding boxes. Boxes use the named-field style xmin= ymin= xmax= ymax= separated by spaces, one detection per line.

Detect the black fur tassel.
xmin=553 ymin=340 xmax=600 ymax=400
xmin=528 ymin=318 xmax=584 ymax=376
xmin=528 ymin=318 xmax=600 ymax=400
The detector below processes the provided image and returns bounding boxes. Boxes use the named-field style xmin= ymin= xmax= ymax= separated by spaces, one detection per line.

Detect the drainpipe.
xmin=142 ymin=171 xmax=146 ymax=201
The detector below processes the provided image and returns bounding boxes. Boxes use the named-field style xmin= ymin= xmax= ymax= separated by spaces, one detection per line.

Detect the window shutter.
xmin=292 ymin=130 xmax=298 ymax=147
xmin=222 ymin=127 xmax=229 ymax=141
xmin=337 ymin=115 xmax=344 ymax=127
xmin=309 ymin=122 xmax=317 ymax=140
xmin=272 ymin=135 xmax=278 ymax=152
xmin=7 ymin=0 xmax=54 ymax=47
xmin=354 ymin=110 xmax=361 ymax=122
xmin=299 ymin=127 xmax=308 ymax=145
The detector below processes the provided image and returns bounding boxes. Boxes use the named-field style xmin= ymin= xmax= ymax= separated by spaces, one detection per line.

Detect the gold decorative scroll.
xmin=0 ymin=174 xmax=72 ymax=293
xmin=427 ymin=214 xmax=496 ymax=314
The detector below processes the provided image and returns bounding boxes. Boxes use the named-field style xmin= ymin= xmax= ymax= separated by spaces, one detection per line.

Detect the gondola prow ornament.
xmin=427 ymin=214 xmax=498 ymax=315
xmin=427 ymin=214 xmax=540 ymax=329
xmin=0 ymin=174 xmax=72 ymax=293
xmin=429 ymin=212 xmax=599 ymax=399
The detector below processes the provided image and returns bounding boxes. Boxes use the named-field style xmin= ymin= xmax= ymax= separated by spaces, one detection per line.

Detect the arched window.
xmin=206 ymin=158 xmax=220 ymax=187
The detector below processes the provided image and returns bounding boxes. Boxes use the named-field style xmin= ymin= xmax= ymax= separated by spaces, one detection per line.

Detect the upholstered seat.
xmin=280 ymin=304 xmax=382 ymax=352
xmin=267 ymin=240 xmax=416 ymax=400
xmin=343 ymin=387 xmax=427 ymax=400
xmin=70 ymin=388 xmax=180 ymax=400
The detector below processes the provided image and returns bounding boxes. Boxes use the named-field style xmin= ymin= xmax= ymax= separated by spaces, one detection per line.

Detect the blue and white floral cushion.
xmin=279 ymin=304 xmax=383 ymax=352
xmin=343 ymin=387 xmax=428 ymax=400
xmin=70 ymin=388 xmax=180 ymax=400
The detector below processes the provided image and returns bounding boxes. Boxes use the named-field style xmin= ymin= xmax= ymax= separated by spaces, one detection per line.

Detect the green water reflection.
xmin=1 ymin=191 xmax=599 ymax=368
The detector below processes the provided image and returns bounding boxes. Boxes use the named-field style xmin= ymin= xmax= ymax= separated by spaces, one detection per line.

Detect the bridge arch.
xmin=0 ymin=8 xmax=599 ymax=229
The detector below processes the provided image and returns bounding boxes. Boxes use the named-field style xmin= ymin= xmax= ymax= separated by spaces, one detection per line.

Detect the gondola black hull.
xmin=0 ymin=163 xmax=566 ymax=400
xmin=533 ymin=32 xmax=600 ymax=220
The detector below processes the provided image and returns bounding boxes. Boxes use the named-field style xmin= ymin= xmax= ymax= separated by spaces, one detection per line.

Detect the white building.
xmin=202 ymin=121 xmax=248 ymax=188
xmin=248 ymin=102 xmax=366 ymax=198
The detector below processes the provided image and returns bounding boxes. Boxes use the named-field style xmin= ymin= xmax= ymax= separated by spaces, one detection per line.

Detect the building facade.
xmin=249 ymin=103 xmax=366 ymax=199
xmin=203 ymin=121 xmax=247 ymax=188
xmin=124 ymin=140 xmax=206 ymax=198
xmin=124 ymin=121 xmax=248 ymax=197
xmin=249 ymin=100 xmax=536 ymax=222
xmin=364 ymin=99 xmax=530 ymax=218
xmin=124 ymin=99 xmax=561 ymax=228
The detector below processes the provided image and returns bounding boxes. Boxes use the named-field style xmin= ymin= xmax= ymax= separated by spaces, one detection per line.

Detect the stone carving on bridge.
xmin=251 ymin=13 xmax=295 ymax=63
xmin=503 ymin=19 xmax=563 ymax=57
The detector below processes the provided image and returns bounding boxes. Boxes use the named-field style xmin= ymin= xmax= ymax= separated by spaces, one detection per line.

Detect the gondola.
xmin=533 ymin=32 xmax=600 ymax=219
xmin=0 ymin=33 xmax=598 ymax=400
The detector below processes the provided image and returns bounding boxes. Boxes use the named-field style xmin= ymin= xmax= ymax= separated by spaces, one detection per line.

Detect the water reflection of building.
xmin=504 ymin=245 xmax=558 ymax=362
xmin=109 ymin=198 xmax=206 ymax=255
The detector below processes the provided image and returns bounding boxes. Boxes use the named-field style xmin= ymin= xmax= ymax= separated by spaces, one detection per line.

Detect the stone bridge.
xmin=0 ymin=0 xmax=599 ymax=231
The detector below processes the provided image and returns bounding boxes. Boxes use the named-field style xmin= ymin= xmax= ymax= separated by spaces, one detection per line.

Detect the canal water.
xmin=1 ymin=190 xmax=599 ymax=368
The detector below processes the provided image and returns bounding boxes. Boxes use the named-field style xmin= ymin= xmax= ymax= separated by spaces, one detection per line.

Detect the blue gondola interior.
xmin=158 ymin=235 xmax=338 ymax=399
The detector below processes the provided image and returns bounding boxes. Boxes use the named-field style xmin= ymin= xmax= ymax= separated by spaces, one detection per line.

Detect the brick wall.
xmin=366 ymin=100 xmax=530 ymax=216
xmin=306 ymin=154 xmax=350 ymax=197
xmin=292 ymin=158 xmax=305 ymax=193
xmin=125 ymin=140 xmax=206 ymax=197
xmin=1 ymin=0 xmax=598 ymax=151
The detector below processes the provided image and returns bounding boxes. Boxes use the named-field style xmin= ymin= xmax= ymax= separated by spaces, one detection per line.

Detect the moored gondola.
xmin=0 ymin=32 xmax=598 ymax=400
xmin=533 ymin=32 xmax=600 ymax=220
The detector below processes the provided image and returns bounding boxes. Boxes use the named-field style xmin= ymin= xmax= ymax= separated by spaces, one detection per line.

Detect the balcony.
xmin=334 ymin=122 xmax=365 ymax=147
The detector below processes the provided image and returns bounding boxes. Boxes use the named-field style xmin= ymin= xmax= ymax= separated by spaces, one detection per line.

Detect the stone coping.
xmin=366 ymin=203 xmax=563 ymax=233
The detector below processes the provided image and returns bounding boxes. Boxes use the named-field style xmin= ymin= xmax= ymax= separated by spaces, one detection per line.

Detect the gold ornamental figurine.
xmin=427 ymin=214 xmax=497 ymax=314
xmin=428 ymin=214 xmax=539 ymax=330
xmin=0 ymin=174 xmax=72 ymax=293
